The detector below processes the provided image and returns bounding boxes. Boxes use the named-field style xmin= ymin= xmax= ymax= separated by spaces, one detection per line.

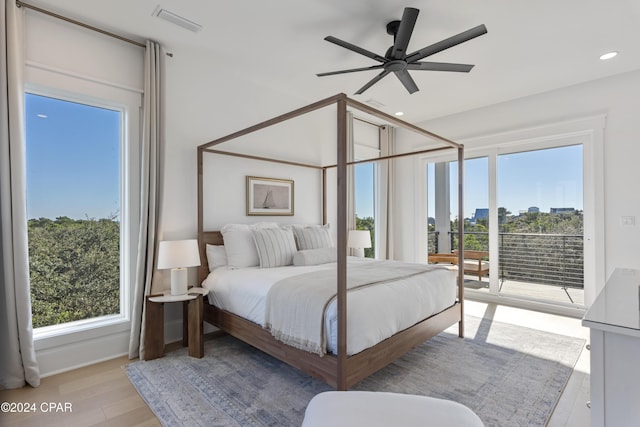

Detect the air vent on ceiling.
xmin=153 ymin=6 xmax=202 ymax=33
xmin=365 ymin=99 xmax=385 ymax=109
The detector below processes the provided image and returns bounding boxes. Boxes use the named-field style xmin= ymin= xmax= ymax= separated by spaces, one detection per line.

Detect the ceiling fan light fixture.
xmin=599 ymin=51 xmax=618 ymax=60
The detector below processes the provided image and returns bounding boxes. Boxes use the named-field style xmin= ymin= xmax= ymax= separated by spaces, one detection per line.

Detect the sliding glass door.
xmin=426 ymin=142 xmax=587 ymax=310
xmin=496 ymin=145 xmax=584 ymax=305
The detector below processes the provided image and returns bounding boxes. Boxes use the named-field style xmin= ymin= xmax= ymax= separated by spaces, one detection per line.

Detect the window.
xmin=355 ymin=162 xmax=375 ymax=257
xmin=26 ymin=93 xmax=123 ymax=329
xmin=424 ymin=122 xmax=599 ymax=313
xmin=353 ymin=118 xmax=381 ymax=258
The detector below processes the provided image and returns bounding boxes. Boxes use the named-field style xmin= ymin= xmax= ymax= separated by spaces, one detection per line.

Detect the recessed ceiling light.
xmin=600 ymin=51 xmax=618 ymax=60
xmin=395 ymin=111 xmax=404 ymax=116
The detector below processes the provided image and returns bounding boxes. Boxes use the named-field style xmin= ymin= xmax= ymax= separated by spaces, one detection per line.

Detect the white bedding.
xmin=201 ymin=257 xmax=456 ymax=356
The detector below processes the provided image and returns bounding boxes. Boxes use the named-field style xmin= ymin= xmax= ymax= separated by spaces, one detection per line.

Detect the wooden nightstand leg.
xmin=182 ymin=301 xmax=189 ymax=347
xmin=144 ymin=296 xmax=165 ymax=361
xmin=188 ymin=294 xmax=204 ymax=358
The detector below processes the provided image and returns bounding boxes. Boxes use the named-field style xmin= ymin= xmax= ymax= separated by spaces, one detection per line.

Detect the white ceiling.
xmin=26 ymin=0 xmax=640 ymax=123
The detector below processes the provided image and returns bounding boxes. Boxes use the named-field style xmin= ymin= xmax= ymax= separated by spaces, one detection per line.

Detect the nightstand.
xmin=144 ymin=287 xmax=208 ymax=361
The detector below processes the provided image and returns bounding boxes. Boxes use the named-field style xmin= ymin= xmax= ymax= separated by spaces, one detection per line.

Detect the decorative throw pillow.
xmin=252 ymin=227 xmax=297 ymax=268
xmin=293 ymin=247 xmax=337 ymax=266
xmin=205 ymin=244 xmax=227 ymax=271
xmin=292 ymin=224 xmax=333 ymax=250
xmin=220 ymin=223 xmax=278 ymax=268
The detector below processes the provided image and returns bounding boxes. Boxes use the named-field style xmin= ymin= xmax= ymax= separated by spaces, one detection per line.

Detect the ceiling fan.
xmin=317 ymin=7 xmax=487 ymax=95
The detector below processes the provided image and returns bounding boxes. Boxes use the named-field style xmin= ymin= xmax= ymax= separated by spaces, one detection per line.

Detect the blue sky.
xmin=356 ymin=144 xmax=583 ymax=220
xmin=25 ymin=93 xmax=121 ymax=220
xmin=355 ymin=163 xmax=375 ymax=219
xmin=447 ymin=145 xmax=583 ymax=219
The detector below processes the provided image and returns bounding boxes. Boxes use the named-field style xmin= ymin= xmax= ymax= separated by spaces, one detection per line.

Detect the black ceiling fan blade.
xmin=355 ymin=69 xmax=391 ymax=95
xmin=390 ymin=7 xmax=419 ymax=60
xmin=317 ymin=65 xmax=384 ymax=77
xmin=324 ymin=36 xmax=388 ymax=63
xmin=406 ymin=61 xmax=475 ymax=72
xmin=394 ymin=69 xmax=419 ymax=94
xmin=404 ymin=24 xmax=487 ymax=63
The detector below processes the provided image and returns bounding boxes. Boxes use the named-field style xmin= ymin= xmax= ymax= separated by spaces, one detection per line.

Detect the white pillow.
xmin=205 ymin=244 xmax=227 ymax=271
xmin=220 ymin=223 xmax=278 ymax=268
xmin=292 ymin=224 xmax=333 ymax=250
xmin=252 ymin=227 xmax=297 ymax=268
xmin=293 ymin=247 xmax=337 ymax=266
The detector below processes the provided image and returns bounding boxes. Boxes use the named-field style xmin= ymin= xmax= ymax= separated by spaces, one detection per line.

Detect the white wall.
xmin=397 ymin=70 xmax=640 ymax=293
xmin=201 ymin=154 xmax=324 ymax=229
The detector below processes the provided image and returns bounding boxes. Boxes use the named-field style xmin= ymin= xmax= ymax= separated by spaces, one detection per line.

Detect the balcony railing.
xmin=429 ymin=231 xmax=584 ymax=291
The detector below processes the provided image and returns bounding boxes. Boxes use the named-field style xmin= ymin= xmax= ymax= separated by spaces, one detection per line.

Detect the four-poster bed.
xmin=196 ymin=93 xmax=465 ymax=390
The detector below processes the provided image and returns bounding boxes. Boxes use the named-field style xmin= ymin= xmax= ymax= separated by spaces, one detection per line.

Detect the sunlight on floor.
xmin=462 ymin=299 xmax=591 ymax=427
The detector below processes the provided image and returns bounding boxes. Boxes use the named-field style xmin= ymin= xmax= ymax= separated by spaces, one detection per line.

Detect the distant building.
xmin=470 ymin=208 xmax=489 ymax=225
xmin=550 ymin=207 xmax=575 ymax=215
xmin=474 ymin=208 xmax=489 ymax=220
xmin=528 ymin=206 xmax=540 ymax=213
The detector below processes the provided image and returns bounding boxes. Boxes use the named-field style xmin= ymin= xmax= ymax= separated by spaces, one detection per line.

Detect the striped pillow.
xmin=252 ymin=227 xmax=297 ymax=268
xmin=292 ymin=224 xmax=333 ymax=250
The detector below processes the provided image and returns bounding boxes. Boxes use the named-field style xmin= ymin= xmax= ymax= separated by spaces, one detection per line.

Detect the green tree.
xmin=28 ymin=216 xmax=120 ymax=328
xmin=356 ymin=216 xmax=375 ymax=258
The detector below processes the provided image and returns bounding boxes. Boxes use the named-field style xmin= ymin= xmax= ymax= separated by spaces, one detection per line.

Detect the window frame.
xmin=24 ymin=81 xmax=141 ymax=349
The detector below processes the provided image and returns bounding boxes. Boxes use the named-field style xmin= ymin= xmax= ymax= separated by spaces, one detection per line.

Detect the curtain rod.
xmin=16 ymin=0 xmax=146 ymax=48
xmin=353 ymin=116 xmax=383 ymax=128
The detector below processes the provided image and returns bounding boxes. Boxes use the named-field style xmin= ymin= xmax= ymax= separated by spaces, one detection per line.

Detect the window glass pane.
xmin=497 ymin=145 xmax=584 ymax=303
xmin=355 ymin=162 xmax=374 ymax=257
xmin=449 ymin=157 xmax=489 ymax=251
xmin=26 ymin=93 xmax=121 ymax=328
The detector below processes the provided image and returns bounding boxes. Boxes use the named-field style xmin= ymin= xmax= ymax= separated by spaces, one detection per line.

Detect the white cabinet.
xmin=582 ymin=268 xmax=640 ymax=427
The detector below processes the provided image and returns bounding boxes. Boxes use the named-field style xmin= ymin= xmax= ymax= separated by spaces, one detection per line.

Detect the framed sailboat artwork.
xmin=246 ymin=176 xmax=294 ymax=216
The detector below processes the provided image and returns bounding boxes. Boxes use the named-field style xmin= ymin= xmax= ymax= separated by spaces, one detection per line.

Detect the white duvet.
xmin=201 ymin=257 xmax=456 ymax=356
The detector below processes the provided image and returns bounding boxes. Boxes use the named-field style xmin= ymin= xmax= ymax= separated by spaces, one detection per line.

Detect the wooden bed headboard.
xmin=198 ymin=230 xmax=223 ymax=284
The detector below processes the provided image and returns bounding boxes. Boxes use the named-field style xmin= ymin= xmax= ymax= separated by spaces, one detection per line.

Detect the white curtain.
xmin=377 ymin=125 xmax=396 ymax=260
xmin=129 ymin=40 xmax=164 ymax=360
xmin=0 ymin=0 xmax=40 ymax=389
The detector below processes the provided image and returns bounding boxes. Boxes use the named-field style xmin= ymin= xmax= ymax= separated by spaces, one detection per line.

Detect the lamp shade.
xmin=348 ymin=230 xmax=372 ymax=249
xmin=157 ymin=239 xmax=201 ymax=269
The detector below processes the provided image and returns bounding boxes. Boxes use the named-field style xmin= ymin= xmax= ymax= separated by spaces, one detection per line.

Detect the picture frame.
xmin=246 ymin=176 xmax=294 ymax=216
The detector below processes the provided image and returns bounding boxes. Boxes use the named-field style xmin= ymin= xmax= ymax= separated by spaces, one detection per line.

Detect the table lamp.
xmin=348 ymin=230 xmax=372 ymax=257
xmin=157 ymin=239 xmax=201 ymax=295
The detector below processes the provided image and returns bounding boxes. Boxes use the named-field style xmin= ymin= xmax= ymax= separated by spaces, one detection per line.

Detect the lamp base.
xmin=352 ymin=248 xmax=365 ymax=258
xmin=170 ymin=268 xmax=188 ymax=295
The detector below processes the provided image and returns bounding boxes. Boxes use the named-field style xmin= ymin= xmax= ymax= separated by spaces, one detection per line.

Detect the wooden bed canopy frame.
xmin=197 ymin=93 xmax=465 ymax=390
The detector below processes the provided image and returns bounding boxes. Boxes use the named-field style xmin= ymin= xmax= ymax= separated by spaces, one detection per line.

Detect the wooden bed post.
xmin=322 ymin=167 xmax=327 ymax=225
xmin=336 ymin=95 xmax=348 ymax=390
xmin=457 ymin=145 xmax=465 ymax=338
xmin=197 ymin=147 xmax=207 ymax=284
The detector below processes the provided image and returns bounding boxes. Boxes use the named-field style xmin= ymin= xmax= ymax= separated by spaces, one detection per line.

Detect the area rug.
xmin=124 ymin=315 xmax=585 ymax=427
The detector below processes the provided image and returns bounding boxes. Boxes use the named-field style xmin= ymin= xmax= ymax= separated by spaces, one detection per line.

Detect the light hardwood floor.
xmin=1 ymin=300 xmax=590 ymax=427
